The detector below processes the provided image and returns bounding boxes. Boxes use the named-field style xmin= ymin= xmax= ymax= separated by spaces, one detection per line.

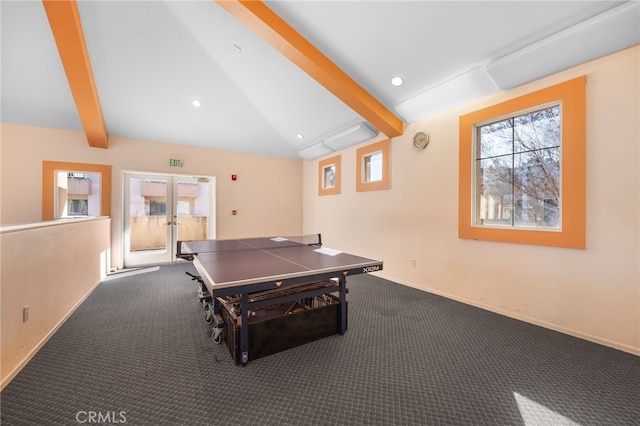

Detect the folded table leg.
xmin=240 ymin=292 xmax=249 ymax=366
xmin=339 ymin=275 xmax=347 ymax=334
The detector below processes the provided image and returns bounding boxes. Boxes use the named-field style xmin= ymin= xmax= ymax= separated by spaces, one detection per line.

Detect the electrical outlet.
xmin=411 ymin=258 xmax=416 ymax=267
xmin=23 ymin=305 xmax=29 ymax=322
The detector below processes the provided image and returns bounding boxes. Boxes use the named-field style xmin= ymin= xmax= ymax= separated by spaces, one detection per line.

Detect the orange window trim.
xmin=458 ymin=76 xmax=586 ymax=249
xmin=318 ymin=155 xmax=341 ymax=196
xmin=356 ymin=139 xmax=391 ymax=192
xmin=42 ymin=161 xmax=112 ymax=220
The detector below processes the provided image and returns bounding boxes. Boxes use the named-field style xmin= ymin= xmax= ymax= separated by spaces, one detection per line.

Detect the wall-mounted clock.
xmin=413 ymin=131 xmax=430 ymax=151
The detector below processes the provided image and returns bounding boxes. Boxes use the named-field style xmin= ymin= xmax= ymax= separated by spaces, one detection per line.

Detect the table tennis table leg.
xmin=339 ymin=275 xmax=347 ymax=334
xmin=240 ymin=292 xmax=249 ymax=365
xmin=211 ymin=298 xmax=224 ymax=344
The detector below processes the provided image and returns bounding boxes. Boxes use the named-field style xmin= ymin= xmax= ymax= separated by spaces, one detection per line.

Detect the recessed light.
xmin=296 ymin=134 xmax=305 ymax=139
xmin=192 ymin=99 xmax=203 ymax=107
xmin=390 ymin=76 xmax=404 ymax=87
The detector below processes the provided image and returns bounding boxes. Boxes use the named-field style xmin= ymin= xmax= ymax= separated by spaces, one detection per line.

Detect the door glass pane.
xmin=175 ymin=178 xmax=210 ymax=242
xmin=129 ymin=178 xmax=168 ymax=252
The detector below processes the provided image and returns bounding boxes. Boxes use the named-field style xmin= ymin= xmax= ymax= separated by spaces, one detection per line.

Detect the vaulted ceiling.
xmin=2 ymin=1 xmax=638 ymax=159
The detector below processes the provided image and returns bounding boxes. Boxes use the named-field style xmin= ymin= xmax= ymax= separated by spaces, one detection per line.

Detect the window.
xmin=459 ymin=76 xmax=585 ymax=248
xmin=55 ymin=171 xmax=101 ymax=217
xmin=68 ymin=199 xmax=89 ymax=216
xmin=356 ymin=139 xmax=390 ymax=192
xmin=149 ymin=200 xmax=166 ymax=216
xmin=475 ymin=105 xmax=560 ymax=229
xmin=363 ymin=151 xmax=383 ymax=183
xmin=318 ymin=155 xmax=341 ymax=196
xmin=43 ymin=161 xmax=112 ymax=220
xmin=324 ymin=164 xmax=336 ymax=188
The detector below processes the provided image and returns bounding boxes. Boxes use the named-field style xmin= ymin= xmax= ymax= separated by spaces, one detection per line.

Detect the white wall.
xmin=303 ymin=46 xmax=640 ymax=355
xmin=0 ymin=126 xmax=303 ymax=269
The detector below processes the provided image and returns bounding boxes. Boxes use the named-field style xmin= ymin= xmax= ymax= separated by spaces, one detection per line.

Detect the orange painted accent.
xmin=42 ymin=161 xmax=112 ymax=220
xmin=318 ymin=155 xmax=341 ymax=196
xmin=215 ymin=0 xmax=404 ymax=138
xmin=356 ymin=139 xmax=391 ymax=192
xmin=43 ymin=0 xmax=108 ymax=149
xmin=458 ymin=76 xmax=586 ymax=249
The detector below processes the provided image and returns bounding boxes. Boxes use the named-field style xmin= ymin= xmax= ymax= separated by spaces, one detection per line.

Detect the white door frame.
xmin=122 ymin=171 xmax=216 ymax=267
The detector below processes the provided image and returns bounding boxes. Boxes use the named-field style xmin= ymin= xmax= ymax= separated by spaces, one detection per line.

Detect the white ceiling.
xmin=2 ymin=1 xmax=638 ymax=159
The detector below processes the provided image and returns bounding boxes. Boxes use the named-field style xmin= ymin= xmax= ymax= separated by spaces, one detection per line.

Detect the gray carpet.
xmin=1 ymin=263 xmax=638 ymax=425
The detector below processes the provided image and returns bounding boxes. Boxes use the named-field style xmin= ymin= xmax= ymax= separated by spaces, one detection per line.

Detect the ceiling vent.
xmin=324 ymin=122 xmax=379 ymax=151
xmin=395 ymin=1 xmax=639 ymax=124
xmin=297 ymin=142 xmax=333 ymax=160
xmin=486 ymin=1 xmax=640 ymax=90
xmin=297 ymin=122 xmax=379 ymax=160
xmin=395 ymin=67 xmax=498 ymax=123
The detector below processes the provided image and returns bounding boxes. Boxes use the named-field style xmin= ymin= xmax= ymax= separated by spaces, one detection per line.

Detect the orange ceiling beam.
xmin=216 ymin=0 xmax=404 ymax=138
xmin=43 ymin=0 xmax=108 ymax=149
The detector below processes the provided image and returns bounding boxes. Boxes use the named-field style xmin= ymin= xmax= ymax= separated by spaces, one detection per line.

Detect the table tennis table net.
xmin=179 ymin=234 xmax=322 ymax=256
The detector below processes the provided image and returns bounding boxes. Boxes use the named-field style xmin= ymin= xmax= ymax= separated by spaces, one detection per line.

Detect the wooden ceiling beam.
xmin=43 ymin=0 xmax=108 ymax=149
xmin=215 ymin=0 xmax=404 ymax=138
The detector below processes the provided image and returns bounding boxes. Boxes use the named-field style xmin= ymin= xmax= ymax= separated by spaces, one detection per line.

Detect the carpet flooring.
xmin=1 ymin=263 xmax=638 ymax=425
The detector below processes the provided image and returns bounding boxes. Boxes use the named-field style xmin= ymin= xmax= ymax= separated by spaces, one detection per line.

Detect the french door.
xmin=123 ymin=172 xmax=216 ymax=267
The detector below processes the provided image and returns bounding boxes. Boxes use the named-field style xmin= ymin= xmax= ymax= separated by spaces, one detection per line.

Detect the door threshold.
xmin=103 ymin=266 xmax=160 ymax=281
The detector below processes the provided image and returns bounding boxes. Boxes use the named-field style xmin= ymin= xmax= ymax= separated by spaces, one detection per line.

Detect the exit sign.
xmin=169 ymin=159 xmax=183 ymax=167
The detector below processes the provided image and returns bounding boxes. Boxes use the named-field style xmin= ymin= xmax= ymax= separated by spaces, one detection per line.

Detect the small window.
xmin=363 ymin=151 xmax=383 ymax=183
xmin=356 ymin=139 xmax=390 ymax=192
xmin=323 ymin=164 xmax=336 ymax=189
xmin=55 ymin=170 xmax=101 ymax=218
xmin=459 ymin=76 xmax=585 ymax=248
xmin=318 ymin=155 xmax=341 ymax=196
xmin=43 ymin=161 xmax=112 ymax=221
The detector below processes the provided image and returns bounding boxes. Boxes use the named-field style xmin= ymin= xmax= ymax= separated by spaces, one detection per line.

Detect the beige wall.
xmin=303 ymin=46 xmax=640 ymax=355
xmin=0 ymin=46 xmax=636 ymax=372
xmin=0 ymin=127 xmax=303 ymax=268
xmin=1 ymin=217 xmax=111 ymax=388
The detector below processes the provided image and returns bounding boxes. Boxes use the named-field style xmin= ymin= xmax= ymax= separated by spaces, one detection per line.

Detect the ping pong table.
xmin=178 ymin=234 xmax=383 ymax=365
